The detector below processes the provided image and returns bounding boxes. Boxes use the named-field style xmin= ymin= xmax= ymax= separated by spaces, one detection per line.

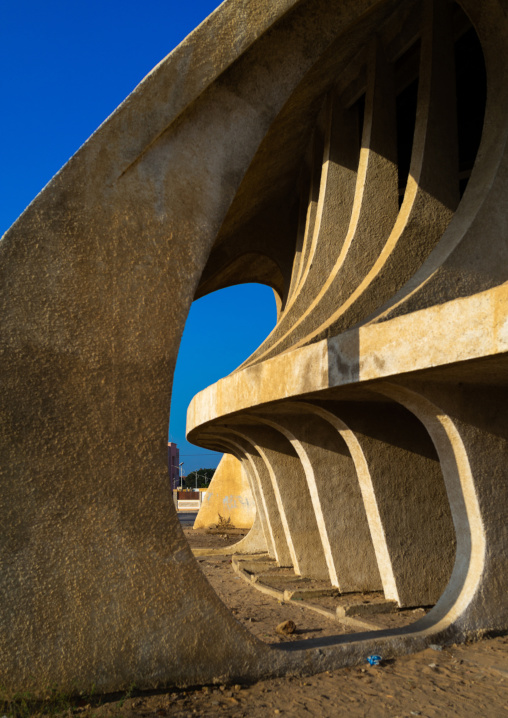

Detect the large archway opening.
xmin=168 ymin=281 xmax=277 ymax=487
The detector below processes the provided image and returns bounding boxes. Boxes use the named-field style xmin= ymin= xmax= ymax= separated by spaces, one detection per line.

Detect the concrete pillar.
xmin=315 ymin=399 xmax=455 ymax=607
xmin=200 ymin=434 xmax=273 ymax=557
xmin=194 ymin=453 xmax=256 ymax=530
xmin=376 ymin=380 xmax=508 ymax=637
xmin=252 ymin=405 xmax=382 ymax=592
xmin=225 ymin=430 xmax=293 ymax=567
xmin=232 ymin=421 xmax=329 ymax=580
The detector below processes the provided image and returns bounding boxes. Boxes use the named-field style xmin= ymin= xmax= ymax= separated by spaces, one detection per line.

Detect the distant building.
xmin=167 ymin=442 xmax=180 ymax=490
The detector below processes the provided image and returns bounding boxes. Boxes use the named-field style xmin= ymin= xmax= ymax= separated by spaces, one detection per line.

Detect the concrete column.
xmin=376 ymin=380 xmax=508 ymax=638
xmin=191 ymin=447 xmax=268 ymax=558
xmin=202 ymin=433 xmax=276 ymax=558
xmin=225 ymin=430 xmax=293 ymax=567
xmin=257 ymin=404 xmax=382 ymax=591
xmin=232 ymin=421 xmax=329 ymax=580
xmin=315 ymin=400 xmax=455 ymax=607
xmin=194 ymin=453 xmax=255 ymax=529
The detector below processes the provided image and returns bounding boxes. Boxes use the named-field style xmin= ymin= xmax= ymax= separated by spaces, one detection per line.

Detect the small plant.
xmin=217 ymin=514 xmax=235 ymax=530
xmin=0 ymin=685 xmax=73 ymax=717
xmin=116 ymin=682 xmax=136 ymax=709
xmin=0 ymin=681 xmax=109 ymax=717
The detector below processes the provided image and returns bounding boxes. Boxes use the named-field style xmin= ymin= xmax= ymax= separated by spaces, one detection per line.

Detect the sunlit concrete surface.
xmin=194 ymin=453 xmax=256 ymax=529
xmin=1 ymin=0 xmax=508 ymax=696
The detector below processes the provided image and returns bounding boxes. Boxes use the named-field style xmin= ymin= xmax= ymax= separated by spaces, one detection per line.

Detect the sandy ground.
xmin=8 ymin=526 xmax=508 ymax=717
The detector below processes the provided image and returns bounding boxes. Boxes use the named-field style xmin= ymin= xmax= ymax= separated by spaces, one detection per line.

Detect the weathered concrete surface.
xmin=194 ymin=454 xmax=256 ymax=529
xmin=225 ymin=429 xmax=296 ymax=568
xmin=187 ymin=0 xmax=508 ymax=681
xmin=248 ymin=407 xmax=382 ymax=592
xmin=2 ymin=0 xmax=403 ymax=694
xmin=229 ymin=421 xmax=330 ymax=580
xmin=2 ymin=0 xmax=508 ymax=697
xmin=313 ymin=401 xmax=456 ymax=608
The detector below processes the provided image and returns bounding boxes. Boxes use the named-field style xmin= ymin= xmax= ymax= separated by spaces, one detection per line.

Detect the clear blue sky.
xmin=172 ymin=288 xmax=276 ymax=474
xmin=1 ymin=1 xmax=277 ymax=474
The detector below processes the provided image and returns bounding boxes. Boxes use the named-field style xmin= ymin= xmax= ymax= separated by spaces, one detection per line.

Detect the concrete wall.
xmin=2 ymin=0 xmax=508 ymax=696
xmin=194 ymin=453 xmax=256 ymax=529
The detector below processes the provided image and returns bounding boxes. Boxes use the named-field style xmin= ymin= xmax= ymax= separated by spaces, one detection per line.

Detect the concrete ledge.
xmin=188 ymin=283 xmax=508 ymax=435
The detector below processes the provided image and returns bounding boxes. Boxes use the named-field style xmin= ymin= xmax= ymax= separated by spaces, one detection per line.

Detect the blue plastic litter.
xmin=367 ymin=654 xmax=382 ymax=666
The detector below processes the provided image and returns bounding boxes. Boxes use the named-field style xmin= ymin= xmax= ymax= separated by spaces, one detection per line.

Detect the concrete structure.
xmin=194 ymin=453 xmax=256 ymax=529
xmin=1 ymin=0 xmax=507 ymax=698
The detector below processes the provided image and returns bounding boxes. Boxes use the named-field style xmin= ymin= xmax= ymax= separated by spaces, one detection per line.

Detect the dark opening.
xmin=396 ymin=77 xmax=419 ymax=205
xmin=454 ymin=26 xmax=487 ymax=197
xmin=356 ymin=93 xmax=366 ymax=149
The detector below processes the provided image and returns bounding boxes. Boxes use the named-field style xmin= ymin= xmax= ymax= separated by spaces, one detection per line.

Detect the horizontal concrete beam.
xmin=188 ymin=283 xmax=508 ymax=435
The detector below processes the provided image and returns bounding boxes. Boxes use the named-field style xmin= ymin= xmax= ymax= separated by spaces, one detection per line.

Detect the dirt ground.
xmin=8 ymin=527 xmax=508 ymax=717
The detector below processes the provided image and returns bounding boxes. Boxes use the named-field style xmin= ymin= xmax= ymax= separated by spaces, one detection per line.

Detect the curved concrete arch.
xmin=197 ymin=385 xmax=501 ymax=652
xmin=369 ymin=0 xmax=508 ymax=320
xmin=225 ymin=422 xmax=327 ymax=577
xmin=169 ymin=431 xmax=268 ymax=556
xmin=220 ymin=428 xmax=293 ymax=567
xmin=189 ymin=387 xmax=501 ymax=660
xmin=370 ymin=382 xmax=491 ymax=636
xmin=243 ymin=93 xmax=360 ymax=360
xmin=196 ymin=433 xmax=273 ymax=557
xmin=288 ymin=401 xmax=399 ymax=602
xmin=4 ymin=0 xmax=508 ymax=695
xmin=240 ymin=37 xmax=399 ymax=366
xmin=285 ymin=121 xmax=326 ymax=306
xmin=249 ymin=406 xmax=381 ymax=592
xmin=229 ymin=419 xmax=330 ymax=579
xmin=288 ymin=0 xmax=460 ymax=347
xmin=195 ymin=252 xmax=286 ymax=303
xmin=238 ymin=0 xmax=469 ymax=366
xmin=289 ymin=400 xmax=455 ymax=607
xmin=217 ymin=0 xmax=508 ymax=375
xmin=185 ymin=0 xmax=508 ymax=677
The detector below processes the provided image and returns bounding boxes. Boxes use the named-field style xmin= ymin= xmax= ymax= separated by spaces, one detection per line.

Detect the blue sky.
xmin=171 ymin=288 xmax=276 ymax=473
xmin=1 ymin=1 xmax=277 ymax=474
